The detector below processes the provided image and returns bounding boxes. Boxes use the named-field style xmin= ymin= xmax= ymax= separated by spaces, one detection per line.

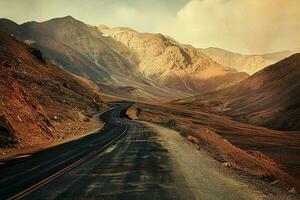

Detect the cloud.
xmin=161 ymin=0 xmax=300 ymax=54
xmin=0 ymin=0 xmax=298 ymax=53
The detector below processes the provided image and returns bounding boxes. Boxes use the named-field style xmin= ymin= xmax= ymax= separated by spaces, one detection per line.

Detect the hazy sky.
xmin=0 ymin=0 xmax=299 ymax=54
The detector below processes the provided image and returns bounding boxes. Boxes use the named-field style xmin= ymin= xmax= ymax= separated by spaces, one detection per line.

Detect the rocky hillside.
xmin=0 ymin=17 xmax=193 ymax=100
xmin=0 ymin=16 xmax=135 ymax=82
xmin=100 ymin=26 xmax=248 ymax=93
xmin=200 ymin=47 xmax=294 ymax=75
xmin=0 ymin=16 xmax=247 ymax=98
xmin=177 ymin=54 xmax=300 ymax=131
xmin=0 ymin=31 xmax=104 ymax=148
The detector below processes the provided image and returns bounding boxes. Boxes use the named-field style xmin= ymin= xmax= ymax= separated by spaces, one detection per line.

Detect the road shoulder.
xmin=142 ymin=121 xmax=265 ymax=200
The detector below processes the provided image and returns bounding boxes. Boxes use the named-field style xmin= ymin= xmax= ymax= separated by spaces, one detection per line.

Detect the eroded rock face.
xmin=0 ymin=114 xmax=17 ymax=148
xmin=0 ymin=31 xmax=104 ymax=148
xmin=29 ymin=47 xmax=45 ymax=63
xmin=101 ymin=27 xmax=248 ymax=93
xmin=180 ymin=53 xmax=300 ymax=131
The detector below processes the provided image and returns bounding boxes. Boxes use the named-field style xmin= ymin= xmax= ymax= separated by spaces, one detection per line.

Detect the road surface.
xmin=0 ymin=102 xmax=195 ymax=200
xmin=0 ymin=102 xmax=269 ymax=200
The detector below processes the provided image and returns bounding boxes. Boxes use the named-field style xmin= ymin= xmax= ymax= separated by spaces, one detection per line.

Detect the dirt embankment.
xmin=126 ymin=104 xmax=300 ymax=194
xmin=125 ymin=105 xmax=141 ymax=120
xmin=0 ymin=31 xmax=105 ymax=151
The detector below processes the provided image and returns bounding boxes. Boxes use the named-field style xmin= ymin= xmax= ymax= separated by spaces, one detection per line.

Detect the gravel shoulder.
xmin=142 ymin=121 xmax=267 ymax=200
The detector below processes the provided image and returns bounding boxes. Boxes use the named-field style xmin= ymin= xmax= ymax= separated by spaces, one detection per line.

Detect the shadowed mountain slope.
xmin=0 ymin=31 xmax=104 ymax=148
xmin=177 ymin=54 xmax=300 ymax=131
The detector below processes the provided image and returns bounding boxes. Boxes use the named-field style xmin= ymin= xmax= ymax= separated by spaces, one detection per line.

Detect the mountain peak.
xmin=0 ymin=18 xmax=19 ymax=25
xmin=61 ymin=15 xmax=75 ymax=20
xmin=50 ymin=15 xmax=76 ymax=22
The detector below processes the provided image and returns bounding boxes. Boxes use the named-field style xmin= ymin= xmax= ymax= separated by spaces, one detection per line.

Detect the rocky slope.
xmin=200 ymin=47 xmax=294 ymax=75
xmin=100 ymin=26 xmax=248 ymax=93
xmin=0 ymin=17 xmax=134 ymax=83
xmin=0 ymin=31 xmax=104 ymax=148
xmin=0 ymin=17 xmax=178 ymax=100
xmin=133 ymin=103 xmax=300 ymax=191
xmin=177 ymin=54 xmax=300 ymax=131
xmin=0 ymin=16 xmax=247 ymax=99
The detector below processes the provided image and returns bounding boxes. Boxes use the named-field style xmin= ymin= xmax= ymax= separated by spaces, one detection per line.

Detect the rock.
xmin=187 ymin=135 xmax=199 ymax=144
xmin=3 ymin=62 xmax=11 ymax=68
xmin=223 ymin=162 xmax=233 ymax=168
xmin=270 ymin=180 xmax=278 ymax=185
xmin=17 ymin=115 xmax=22 ymax=122
xmin=125 ymin=105 xmax=139 ymax=120
xmin=29 ymin=47 xmax=45 ymax=63
xmin=53 ymin=116 xmax=58 ymax=120
xmin=288 ymin=187 xmax=297 ymax=194
xmin=62 ymin=83 xmax=69 ymax=88
xmin=17 ymin=58 xmax=22 ymax=64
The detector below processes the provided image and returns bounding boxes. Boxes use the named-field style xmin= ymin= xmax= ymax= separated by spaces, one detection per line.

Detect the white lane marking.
xmin=104 ymin=145 xmax=117 ymax=154
xmin=14 ymin=154 xmax=31 ymax=159
xmin=7 ymin=125 xmax=128 ymax=200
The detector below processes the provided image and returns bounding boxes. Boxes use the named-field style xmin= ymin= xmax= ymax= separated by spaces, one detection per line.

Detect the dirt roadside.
xmin=125 ymin=103 xmax=300 ymax=196
xmin=143 ymin=121 xmax=299 ymax=200
xmin=0 ymin=113 xmax=104 ymax=160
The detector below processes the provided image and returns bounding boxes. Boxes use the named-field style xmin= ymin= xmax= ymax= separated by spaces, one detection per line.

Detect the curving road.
xmin=0 ymin=102 xmax=195 ymax=200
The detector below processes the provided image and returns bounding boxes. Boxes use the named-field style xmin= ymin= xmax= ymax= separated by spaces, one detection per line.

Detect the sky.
xmin=0 ymin=0 xmax=299 ymax=54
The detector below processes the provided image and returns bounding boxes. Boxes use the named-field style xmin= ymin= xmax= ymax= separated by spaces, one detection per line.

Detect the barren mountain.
xmin=0 ymin=17 xmax=183 ymax=100
xmin=0 ymin=31 xmax=104 ymax=148
xmin=0 ymin=16 xmax=247 ymax=99
xmin=200 ymin=47 xmax=294 ymax=75
xmin=177 ymin=54 xmax=300 ymax=131
xmin=0 ymin=17 xmax=137 ymax=83
xmin=100 ymin=26 xmax=248 ymax=93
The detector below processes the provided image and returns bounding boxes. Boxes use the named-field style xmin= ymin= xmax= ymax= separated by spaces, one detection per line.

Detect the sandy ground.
xmin=143 ymin=121 xmax=299 ymax=200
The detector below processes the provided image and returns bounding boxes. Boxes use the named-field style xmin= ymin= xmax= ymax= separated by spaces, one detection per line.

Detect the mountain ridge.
xmin=199 ymin=47 xmax=294 ymax=75
xmin=100 ymin=25 xmax=248 ymax=93
xmin=0 ymin=16 xmax=248 ymax=99
xmin=177 ymin=53 xmax=300 ymax=131
xmin=0 ymin=31 xmax=104 ymax=148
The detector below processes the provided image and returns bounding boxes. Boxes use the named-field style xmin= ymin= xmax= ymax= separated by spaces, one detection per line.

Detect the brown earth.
xmin=0 ymin=31 xmax=104 ymax=149
xmin=126 ymin=103 xmax=300 ymax=192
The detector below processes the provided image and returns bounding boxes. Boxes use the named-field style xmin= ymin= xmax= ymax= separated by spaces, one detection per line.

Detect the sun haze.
xmin=0 ymin=0 xmax=299 ymax=54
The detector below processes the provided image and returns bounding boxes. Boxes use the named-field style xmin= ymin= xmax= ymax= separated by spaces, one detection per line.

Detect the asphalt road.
xmin=0 ymin=102 xmax=195 ymax=200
